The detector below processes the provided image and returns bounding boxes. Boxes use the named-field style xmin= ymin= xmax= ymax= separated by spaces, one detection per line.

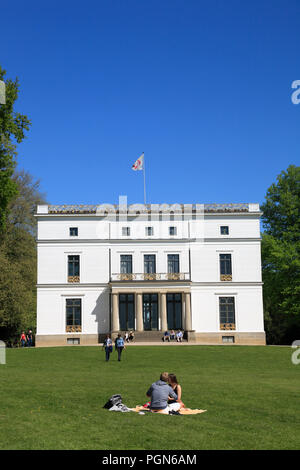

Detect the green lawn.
xmin=0 ymin=345 xmax=299 ymax=450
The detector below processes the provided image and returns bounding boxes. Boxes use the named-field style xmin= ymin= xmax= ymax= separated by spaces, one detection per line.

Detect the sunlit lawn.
xmin=0 ymin=345 xmax=299 ymax=450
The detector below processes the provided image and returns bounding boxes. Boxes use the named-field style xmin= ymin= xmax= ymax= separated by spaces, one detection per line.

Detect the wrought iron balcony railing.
xmin=220 ymin=274 xmax=232 ymax=281
xmin=66 ymin=325 xmax=82 ymax=333
xmin=111 ymin=272 xmax=190 ymax=281
xmin=220 ymin=323 xmax=236 ymax=330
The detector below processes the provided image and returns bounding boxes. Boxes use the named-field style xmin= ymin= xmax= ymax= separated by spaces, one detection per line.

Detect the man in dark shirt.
xmin=146 ymin=372 xmax=180 ymax=414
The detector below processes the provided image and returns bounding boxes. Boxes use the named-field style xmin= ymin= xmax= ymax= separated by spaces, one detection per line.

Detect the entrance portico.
xmin=110 ymin=286 xmax=192 ymax=333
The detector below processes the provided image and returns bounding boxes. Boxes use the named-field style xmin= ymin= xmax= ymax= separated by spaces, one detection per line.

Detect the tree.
xmin=0 ymin=65 xmax=31 ymax=231
xmin=0 ymin=170 xmax=47 ymax=344
xmin=261 ymin=165 xmax=300 ymax=344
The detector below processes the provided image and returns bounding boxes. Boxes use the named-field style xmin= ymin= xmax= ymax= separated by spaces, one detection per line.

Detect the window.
xmin=219 ymin=297 xmax=235 ymax=330
xmin=122 ymin=227 xmax=130 ymax=236
xmin=120 ymin=255 xmax=132 ymax=274
xmin=169 ymin=226 xmax=177 ymax=236
xmin=219 ymin=254 xmax=232 ymax=280
xmin=167 ymin=293 xmax=182 ymax=330
xmin=144 ymin=255 xmax=156 ymax=274
xmin=119 ymin=294 xmax=135 ymax=331
xmin=168 ymin=254 xmax=180 ymax=273
xmin=68 ymin=255 xmax=80 ymax=282
xmin=222 ymin=336 xmax=235 ymax=343
xmin=220 ymin=226 xmax=229 ymax=235
xmin=67 ymin=338 xmax=80 ymax=345
xmin=145 ymin=226 xmax=154 ymax=236
xmin=66 ymin=298 xmax=82 ymax=332
xmin=69 ymin=227 xmax=78 ymax=236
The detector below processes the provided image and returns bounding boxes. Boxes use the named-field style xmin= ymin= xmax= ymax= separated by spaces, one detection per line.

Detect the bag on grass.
xmin=103 ymin=394 xmax=122 ymax=409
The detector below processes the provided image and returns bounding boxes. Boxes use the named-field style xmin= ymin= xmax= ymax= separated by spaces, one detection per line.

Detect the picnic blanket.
xmin=130 ymin=406 xmax=207 ymax=415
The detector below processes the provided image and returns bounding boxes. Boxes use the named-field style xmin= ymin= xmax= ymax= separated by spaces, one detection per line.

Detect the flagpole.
xmin=143 ymin=152 xmax=146 ymax=205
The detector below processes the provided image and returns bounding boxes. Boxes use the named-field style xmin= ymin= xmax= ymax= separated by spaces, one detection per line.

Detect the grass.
xmin=0 ymin=344 xmax=300 ymax=450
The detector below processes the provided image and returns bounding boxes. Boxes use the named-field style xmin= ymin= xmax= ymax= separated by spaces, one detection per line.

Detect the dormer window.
xmin=122 ymin=227 xmax=130 ymax=236
xmin=69 ymin=227 xmax=78 ymax=237
xmin=220 ymin=226 xmax=229 ymax=235
xmin=145 ymin=226 xmax=154 ymax=236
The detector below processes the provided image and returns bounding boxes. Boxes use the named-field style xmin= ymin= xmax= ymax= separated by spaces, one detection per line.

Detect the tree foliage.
xmin=0 ymin=65 xmax=31 ymax=230
xmin=0 ymin=171 xmax=47 ymax=343
xmin=261 ymin=165 xmax=300 ymax=344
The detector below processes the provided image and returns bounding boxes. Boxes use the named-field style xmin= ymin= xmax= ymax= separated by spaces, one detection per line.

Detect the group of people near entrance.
xmin=124 ymin=331 xmax=135 ymax=343
xmin=163 ymin=329 xmax=183 ymax=342
xmin=145 ymin=371 xmax=186 ymax=414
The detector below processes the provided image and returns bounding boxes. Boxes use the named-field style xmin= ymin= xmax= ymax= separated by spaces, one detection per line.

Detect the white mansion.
xmin=35 ymin=202 xmax=265 ymax=346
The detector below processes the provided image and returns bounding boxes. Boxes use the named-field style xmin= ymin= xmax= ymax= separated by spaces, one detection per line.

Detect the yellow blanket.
xmin=130 ymin=406 xmax=207 ymax=415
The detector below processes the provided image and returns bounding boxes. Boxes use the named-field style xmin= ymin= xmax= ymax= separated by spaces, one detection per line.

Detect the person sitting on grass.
xmin=168 ymin=373 xmax=185 ymax=409
xmin=146 ymin=372 xmax=180 ymax=414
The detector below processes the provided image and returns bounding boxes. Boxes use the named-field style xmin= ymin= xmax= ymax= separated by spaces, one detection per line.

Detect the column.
xmin=136 ymin=293 xmax=144 ymax=331
xmin=112 ymin=293 xmax=119 ymax=332
xmin=161 ymin=293 xmax=167 ymax=331
xmin=185 ymin=292 xmax=192 ymax=331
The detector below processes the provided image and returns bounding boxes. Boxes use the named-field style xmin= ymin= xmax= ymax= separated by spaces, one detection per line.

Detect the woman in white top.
xmin=103 ymin=334 xmax=113 ymax=361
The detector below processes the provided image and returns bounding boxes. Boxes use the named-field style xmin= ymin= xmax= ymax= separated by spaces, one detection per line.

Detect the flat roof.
xmin=35 ymin=203 xmax=260 ymax=215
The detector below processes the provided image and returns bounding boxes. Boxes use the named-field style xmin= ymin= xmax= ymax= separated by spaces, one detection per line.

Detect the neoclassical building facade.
xmin=35 ymin=202 xmax=265 ymax=346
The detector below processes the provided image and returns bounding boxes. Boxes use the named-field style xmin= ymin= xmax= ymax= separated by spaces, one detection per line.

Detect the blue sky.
xmin=1 ymin=0 xmax=299 ymax=206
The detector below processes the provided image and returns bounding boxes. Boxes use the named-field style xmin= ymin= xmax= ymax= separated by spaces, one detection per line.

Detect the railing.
xmin=66 ymin=325 xmax=82 ymax=333
xmin=220 ymin=323 xmax=236 ymax=330
xmin=68 ymin=275 xmax=80 ymax=283
xmin=111 ymin=273 xmax=190 ymax=281
xmin=220 ymin=274 xmax=232 ymax=281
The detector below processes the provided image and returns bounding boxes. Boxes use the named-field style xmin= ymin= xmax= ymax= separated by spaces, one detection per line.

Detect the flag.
xmin=132 ymin=153 xmax=144 ymax=171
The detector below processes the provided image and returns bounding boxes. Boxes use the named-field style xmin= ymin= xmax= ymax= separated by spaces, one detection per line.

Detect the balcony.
xmin=111 ymin=272 xmax=190 ymax=282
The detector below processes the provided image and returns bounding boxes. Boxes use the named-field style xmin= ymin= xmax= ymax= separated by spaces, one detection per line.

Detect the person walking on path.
xmin=103 ymin=334 xmax=113 ymax=362
xmin=20 ymin=332 xmax=26 ymax=347
xmin=115 ymin=334 xmax=126 ymax=361
xmin=27 ymin=330 xmax=33 ymax=347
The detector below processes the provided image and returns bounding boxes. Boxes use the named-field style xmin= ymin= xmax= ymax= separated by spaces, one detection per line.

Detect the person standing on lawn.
xmin=115 ymin=334 xmax=126 ymax=361
xmin=103 ymin=334 xmax=113 ymax=362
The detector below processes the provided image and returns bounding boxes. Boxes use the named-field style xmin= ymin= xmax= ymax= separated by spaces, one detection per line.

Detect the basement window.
xmin=67 ymin=338 xmax=80 ymax=345
xmin=222 ymin=336 xmax=235 ymax=343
